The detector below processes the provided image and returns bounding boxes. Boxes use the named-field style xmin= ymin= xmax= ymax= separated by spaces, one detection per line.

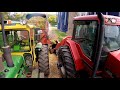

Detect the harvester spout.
xmin=0 ymin=13 xmax=14 ymax=67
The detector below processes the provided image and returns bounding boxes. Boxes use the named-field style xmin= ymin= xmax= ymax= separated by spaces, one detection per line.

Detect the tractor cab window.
xmin=73 ymin=20 xmax=98 ymax=59
xmin=0 ymin=30 xmax=30 ymax=52
xmin=103 ymin=25 xmax=120 ymax=51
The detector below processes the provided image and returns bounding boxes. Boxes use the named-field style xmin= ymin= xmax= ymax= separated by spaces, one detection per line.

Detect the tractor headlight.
xmin=111 ymin=18 xmax=117 ymax=23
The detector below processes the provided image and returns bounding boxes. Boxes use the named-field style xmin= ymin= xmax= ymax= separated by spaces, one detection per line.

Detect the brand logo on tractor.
xmin=105 ymin=18 xmax=117 ymax=24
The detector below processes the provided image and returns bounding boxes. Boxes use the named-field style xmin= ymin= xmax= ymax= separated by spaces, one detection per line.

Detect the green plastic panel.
xmin=13 ymin=44 xmax=21 ymax=51
xmin=2 ymin=56 xmax=24 ymax=78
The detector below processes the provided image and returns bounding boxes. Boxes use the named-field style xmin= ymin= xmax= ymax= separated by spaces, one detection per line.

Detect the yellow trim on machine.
xmin=0 ymin=24 xmax=31 ymax=31
xmin=0 ymin=23 xmax=37 ymax=67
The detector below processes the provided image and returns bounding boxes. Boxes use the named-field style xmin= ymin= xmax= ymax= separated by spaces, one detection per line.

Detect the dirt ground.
xmin=47 ymin=25 xmax=61 ymax=78
xmin=31 ymin=53 xmax=61 ymax=78
xmin=48 ymin=53 xmax=61 ymax=78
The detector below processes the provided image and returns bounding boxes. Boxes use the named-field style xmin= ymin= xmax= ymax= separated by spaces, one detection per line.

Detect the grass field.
xmin=51 ymin=27 xmax=67 ymax=42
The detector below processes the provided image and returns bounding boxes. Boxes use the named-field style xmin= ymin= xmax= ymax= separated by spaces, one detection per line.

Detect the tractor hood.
xmin=105 ymin=50 xmax=120 ymax=78
xmin=0 ymin=55 xmax=24 ymax=78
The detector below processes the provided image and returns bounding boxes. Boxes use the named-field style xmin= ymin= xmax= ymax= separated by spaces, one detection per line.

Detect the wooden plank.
xmin=39 ymin=72 xmax=44 ymax=78
xmin=31 ymin=69 xmax=39 ymax=78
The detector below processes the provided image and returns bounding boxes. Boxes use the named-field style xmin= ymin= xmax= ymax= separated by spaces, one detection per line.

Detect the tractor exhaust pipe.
xmin=92 ymin=12 xmax=104 ymax=78
xmin=0 ymin=13 xmax=14 ymax=67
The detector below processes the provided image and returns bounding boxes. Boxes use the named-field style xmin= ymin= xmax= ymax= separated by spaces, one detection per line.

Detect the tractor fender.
xmin=64 ymin=39 xmax=84 ymax=71
xmin=55 ymin=36 xmax=72 ymax=50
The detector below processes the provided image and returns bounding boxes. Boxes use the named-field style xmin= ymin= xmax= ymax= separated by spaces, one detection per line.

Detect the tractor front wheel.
xmin=38 ymin=45 xmax=49 ymax=77
xmin=57 ymin=46 xmax=77 ymax=78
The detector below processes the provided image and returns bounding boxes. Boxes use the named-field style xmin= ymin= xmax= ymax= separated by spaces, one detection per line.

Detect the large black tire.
xmin=58 ymin=46 xmax=77 ymax=78
xmin=38 ymin=45 xmax=49 ymax=76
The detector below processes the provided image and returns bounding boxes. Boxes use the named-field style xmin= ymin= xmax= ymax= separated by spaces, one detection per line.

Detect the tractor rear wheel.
xmin=38 ymin=45 xmax=49 ymax=77
xmin=57 ymin=46 xmax=76 ymax=78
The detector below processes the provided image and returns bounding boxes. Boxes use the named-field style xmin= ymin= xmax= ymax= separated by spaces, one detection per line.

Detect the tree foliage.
xmin=12 ymin=13 xmax=23 ymax=20
xmin=2 ymin=12 xmax=10 ymax=20
xmin=2 ymin=12 xmax=23 ymax=21
xmin=48 ymin=15 xmax=57 ymax=26
xmin=27 ymin=16 xmax=46 ymax=29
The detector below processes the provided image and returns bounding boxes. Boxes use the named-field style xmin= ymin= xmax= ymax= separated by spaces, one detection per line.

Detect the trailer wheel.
xmin=58 ymin=46 xmax=76 ymax=78
xmin=38 ymin=45 xmax=49 ymax=77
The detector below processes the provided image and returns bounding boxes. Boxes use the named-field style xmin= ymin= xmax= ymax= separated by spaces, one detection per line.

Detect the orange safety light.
xmin=7 ymin=20 xmax=12 ymax=24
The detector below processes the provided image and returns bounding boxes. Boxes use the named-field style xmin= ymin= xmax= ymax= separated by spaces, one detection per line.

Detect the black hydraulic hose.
xmin=0 ymin=13 xmax=7 ymax=46
xmin=92 ymin=12 xmax=105 ymax=78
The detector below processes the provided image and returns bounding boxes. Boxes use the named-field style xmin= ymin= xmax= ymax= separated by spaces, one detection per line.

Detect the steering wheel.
xmin=79 ymin=38 xmax=92 ymax=43
xmin=81 ymin=38 xmax=93 ymax=57
xmin=86 ymin=46 xmax=92 ymax=57
xmin=19 ymin=35 xmax=27 ymax=40
xmin=18 ymin=35 xmax=27 ymax=46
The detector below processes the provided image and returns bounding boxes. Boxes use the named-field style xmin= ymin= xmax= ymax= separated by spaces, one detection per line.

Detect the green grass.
xmin=51 ymin=27 xmax=57 ymax=30
xmin=52 ymin=27 xmax=67 ymax=42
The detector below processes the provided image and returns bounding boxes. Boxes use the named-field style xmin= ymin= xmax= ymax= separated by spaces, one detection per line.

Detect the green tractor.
xmin=0 ymin=13 xmax=49 ymax=78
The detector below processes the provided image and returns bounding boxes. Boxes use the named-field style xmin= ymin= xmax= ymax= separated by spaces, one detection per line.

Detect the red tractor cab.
xmin=56 ymin=13 xmax=120 ymax=78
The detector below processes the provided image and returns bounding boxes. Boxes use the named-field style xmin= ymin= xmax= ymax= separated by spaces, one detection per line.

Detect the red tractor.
xmin=56 ymin=13 xmax=120 ymax=78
